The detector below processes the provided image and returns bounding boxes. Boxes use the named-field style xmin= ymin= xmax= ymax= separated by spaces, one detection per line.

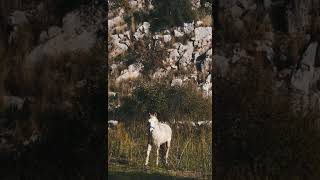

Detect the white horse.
xmin=145 ymin=113 xmax=172 ymax=166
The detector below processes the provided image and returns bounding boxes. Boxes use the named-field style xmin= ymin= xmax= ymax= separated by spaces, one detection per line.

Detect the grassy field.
xmin=107 ymin=121 xmax=212 ymax=179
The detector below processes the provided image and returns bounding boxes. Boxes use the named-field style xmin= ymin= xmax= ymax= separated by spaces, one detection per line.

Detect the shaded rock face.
xmin=27 ymin=31 xmax=97 ymax=63
xmin=216 ymin=0 xmax=320 ymax=112
xmin=219 ymin=0 xmax=318 ymax=36
xmin=0 ymin=1 xmax=106 ymax=178
xmin=291 ymin=42 xmax=319 ymax=94
xmin=26 ymin=5 xmax=104 ymax=64
xmin=8 ymin=11 xmax=28 ymax=26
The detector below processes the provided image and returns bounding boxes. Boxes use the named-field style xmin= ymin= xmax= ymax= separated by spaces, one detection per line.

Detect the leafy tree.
xmin=149 ymin=0 xmax=196 ymax=32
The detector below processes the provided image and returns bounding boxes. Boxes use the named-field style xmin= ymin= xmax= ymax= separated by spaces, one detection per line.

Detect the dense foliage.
xmin=115 ymin=81 xmax=212 ymax=123
xmin=149 ymin=0 xmax=196 ymax=32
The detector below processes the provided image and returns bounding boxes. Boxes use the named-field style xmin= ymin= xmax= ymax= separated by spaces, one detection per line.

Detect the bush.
xmin=116 ymin=81 xmax=212 ymax=123
xmin=108 ymin=0 xmax=130 ymax=10
xmin=149 ymin=0 xmax=196 ymax=32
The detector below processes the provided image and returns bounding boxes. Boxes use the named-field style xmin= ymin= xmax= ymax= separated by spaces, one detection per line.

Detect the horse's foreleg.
xmin=145 ymin=144 xmax=152 ymax=166
xmin=156 ymin=146 xmax=160 ymax=166
xmin=165 ymin=140 xmax=171 ymax=165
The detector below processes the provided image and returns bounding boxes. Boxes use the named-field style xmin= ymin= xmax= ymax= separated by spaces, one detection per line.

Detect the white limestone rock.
xmin=110 ymin=64 xmax=118 ymax=75
xmin=196 ymin=21 xmax=203 ymax=26
xmin=111 ymin=31 xmax=131 ymax=55
xmin=202 ymin=74 xmax=212 ymax=96
xmin=116 ymin=63 xmax=144 ymax=84
xmin=134 ymin=22 xmax=151 ymax=40
xmin=194 ymin=27 xmax=212 ymax=48
xmin=183 ymin=22 xmax=194 ymax=34
xmin=163 ymin=35 xmax=172 ymax=43
xmin=291 ymin=42 xmax=319 ymax=94
xmin=174 ymin=29 xmax=184 ymax=37
xmin=108 ymin=16 xmax=123 ymax=31
xmin=177 ymin=41 xmax=194 ymax=68
xmin=171 ymin=78 xmax=183 ymax=87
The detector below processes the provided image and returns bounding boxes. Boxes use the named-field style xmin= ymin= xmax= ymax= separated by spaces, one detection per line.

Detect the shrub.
xmin=149 ymin=0 xmax=196 ymax=32
xmin=116 ymin=81 xmax=212 ymax=123
xmin=108 ymin=0 xmax=130 ymax=10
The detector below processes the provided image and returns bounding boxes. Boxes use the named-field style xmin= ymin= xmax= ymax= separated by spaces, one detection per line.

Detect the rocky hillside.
xmin=0 ymin=0 xmax=106 ymax=178
xmin=215 ymin=0 xmax=320 ymax=178
xmin=215 ymin=0 xmax=320 ymax=112
xmin=108 ymin=0 xmax=213 ymax=121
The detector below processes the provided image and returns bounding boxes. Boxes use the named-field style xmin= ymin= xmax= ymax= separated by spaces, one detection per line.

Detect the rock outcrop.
xmin=108 ymin=0 xmax=213 ymax=98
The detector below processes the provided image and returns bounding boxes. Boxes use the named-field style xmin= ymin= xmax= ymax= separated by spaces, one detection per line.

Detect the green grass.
xmin=108 ymin=163 xmax=202 ymax=179
xmin=108 ymin=122 xmax=212 ymax=179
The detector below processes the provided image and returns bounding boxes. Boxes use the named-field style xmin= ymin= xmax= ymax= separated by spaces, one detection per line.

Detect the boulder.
xmin=194 ymin=27 xmax=212 ymax=49
xmin=116 ymin=63 xmax=144 ymax=84
xmin=163 ymin=35 xmax=172 ymax=43
xmin=134 ymin=22 xmax=150 ymax=40
xmin=174 ymin=29 xmax=184 ymax=37
xmin=171 ymin=78 xmax=183 ymax=87
xmin=183 ymin=22 xmax=194 ymax=34
xmin=178 ymin=41 xmax=194 ymax=68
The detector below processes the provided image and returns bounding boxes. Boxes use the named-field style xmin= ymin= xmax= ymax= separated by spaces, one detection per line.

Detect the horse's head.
xmin=147 ymin=113 xmax=158 ymax=133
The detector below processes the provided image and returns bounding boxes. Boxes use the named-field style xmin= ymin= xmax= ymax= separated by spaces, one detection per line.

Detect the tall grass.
xmin=108 ymin=121 xmax=212 ymax=177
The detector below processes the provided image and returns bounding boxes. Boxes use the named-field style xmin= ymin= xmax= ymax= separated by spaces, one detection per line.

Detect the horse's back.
xmin=160 ymin=123 xmax=172 ymax=138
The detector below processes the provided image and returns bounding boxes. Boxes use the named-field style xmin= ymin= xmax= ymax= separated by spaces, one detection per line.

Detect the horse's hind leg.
xmin=145 ymin=144 xmax=152 ymax=166
xmin=165 ymin=140 xmax=171 ymax=165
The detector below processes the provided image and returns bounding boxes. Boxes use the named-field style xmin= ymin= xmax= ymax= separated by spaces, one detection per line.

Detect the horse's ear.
xmin=149 ymin=113 xmax=151 ymax=117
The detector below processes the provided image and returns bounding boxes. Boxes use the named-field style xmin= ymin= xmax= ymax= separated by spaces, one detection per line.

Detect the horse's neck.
xmin=152 ymin=122 xmax=161 ymax=131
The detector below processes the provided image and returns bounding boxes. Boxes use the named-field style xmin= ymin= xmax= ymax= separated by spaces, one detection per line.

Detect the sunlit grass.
xmin=108 ymin=121 xmax=212 ymax=178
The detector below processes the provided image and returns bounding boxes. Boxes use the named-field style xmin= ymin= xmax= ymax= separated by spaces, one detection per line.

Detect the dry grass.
xmin=215 ymin=52 xmax=320 ymax=179
xmin=108 ymin=121 xmax=212 ymax=178
xmin=201 ymin=15 xmax=212 ymax=27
